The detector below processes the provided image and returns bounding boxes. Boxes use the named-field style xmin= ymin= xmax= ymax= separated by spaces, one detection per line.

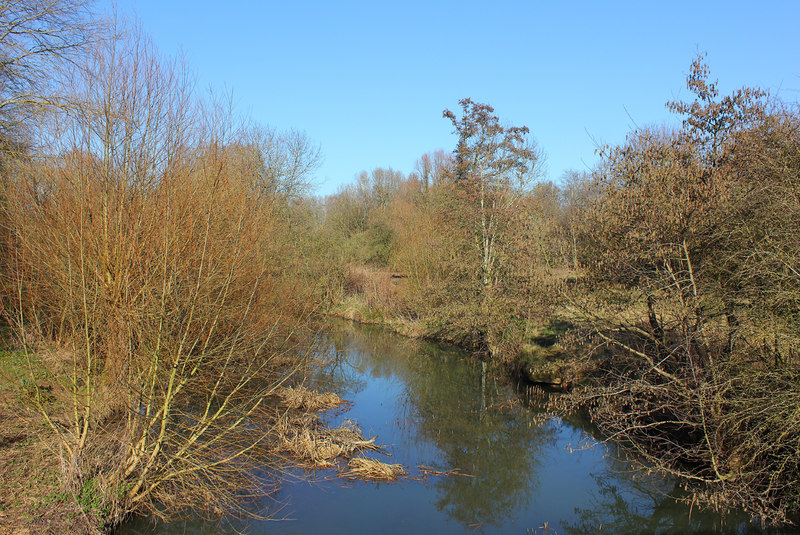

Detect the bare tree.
xmin=560 ymin=169 xmax=594 ymax=271
xmin=238 ymin=126 xmax=321 ymax=201
xmin=413 ymin=149 xmax=453 ymax=190
xmin=0 ymin=0 xmax=99 ymax=139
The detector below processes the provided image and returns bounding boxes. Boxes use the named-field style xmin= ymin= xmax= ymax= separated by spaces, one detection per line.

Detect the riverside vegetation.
xmin=319 ymin=59 xmax=800 ymax=526
xmin=0 ymin=2 xmax=798 ymax=533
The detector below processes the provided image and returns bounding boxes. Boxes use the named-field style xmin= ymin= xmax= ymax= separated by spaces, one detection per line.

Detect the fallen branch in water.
xmin=415 ymin=465 xmax=474 ymax=479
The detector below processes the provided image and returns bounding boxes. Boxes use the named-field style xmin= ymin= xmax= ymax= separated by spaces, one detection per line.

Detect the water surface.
xmin=122 ymin=322 xmax=782 ymax=534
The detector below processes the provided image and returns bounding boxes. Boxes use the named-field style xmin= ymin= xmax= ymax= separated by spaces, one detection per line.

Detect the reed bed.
xmin=273 ymin=413 xmax=382 ymax=469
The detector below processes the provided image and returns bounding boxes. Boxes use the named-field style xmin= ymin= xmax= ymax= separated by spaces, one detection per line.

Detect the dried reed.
xmin=340 ymin=457 xmax=407 ymax=481
xmin=275 ymin=386 xmax=344 ymax=412
xmin=273 ymin=414 xmax=381 ymax=469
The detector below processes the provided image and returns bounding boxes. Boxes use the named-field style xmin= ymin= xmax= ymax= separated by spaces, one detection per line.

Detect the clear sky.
xmin=107 ymin=1 xmax=800 ymax=196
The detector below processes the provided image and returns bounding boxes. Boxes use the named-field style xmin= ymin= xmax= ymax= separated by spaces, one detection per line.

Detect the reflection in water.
xmin=120 ymin=322 xmax=792 ymax=535
xmin=321 ymin=325 xmax=554 ymax=528
xmin=560 ymin=446 xmax=788 ymax=535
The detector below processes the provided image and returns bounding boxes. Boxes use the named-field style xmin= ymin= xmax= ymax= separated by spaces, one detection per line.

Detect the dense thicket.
xmin=567 ymin=56 xmax=800 ymax=523
xmin=0 ymin=13 xmax=324 ymax=524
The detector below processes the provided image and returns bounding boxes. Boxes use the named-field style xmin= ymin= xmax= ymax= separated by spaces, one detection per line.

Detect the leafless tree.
xmin=243 ymin=126 xmax=321 ymax=201
xmin=0 ymin=0 xmax=100 ymax=140
xmin=412 ymin=149 xmax=453 ymax=190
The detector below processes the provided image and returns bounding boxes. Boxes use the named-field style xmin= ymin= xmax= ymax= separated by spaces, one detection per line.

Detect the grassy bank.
xmin=0 ymin=350 xmax=104 ymax=534
xmin=328 ymin=264 xmax=579 ymax=388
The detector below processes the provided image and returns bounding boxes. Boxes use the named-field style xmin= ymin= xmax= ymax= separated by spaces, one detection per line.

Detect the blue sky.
xmin=108 ymin=1 xmax=800 ymax=196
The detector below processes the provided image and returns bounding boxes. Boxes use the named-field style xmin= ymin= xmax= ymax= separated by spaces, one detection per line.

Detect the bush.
xmin=1 ymin=23 xmax=319 ymax=523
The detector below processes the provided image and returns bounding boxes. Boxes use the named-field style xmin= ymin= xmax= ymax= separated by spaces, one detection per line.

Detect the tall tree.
xmin=443 ymin=98 xmax=541 ymax=287
xmin=666 ymin=52 xmax=766 ymax=173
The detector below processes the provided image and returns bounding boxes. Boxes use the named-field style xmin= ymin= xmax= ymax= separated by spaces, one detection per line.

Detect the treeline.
xmin=319 ymin=100 xmax=577 ymax=357
xmin=317 ymin=57 xmax=800 ymax=524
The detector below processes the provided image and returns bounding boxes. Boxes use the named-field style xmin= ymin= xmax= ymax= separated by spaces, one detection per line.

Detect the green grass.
xmin=513 ymin=318 xmax=576 ymax=384
xmin=0 ymin=349 xmax=58 ymax=406
xmin=0 ymin=349 xmax=29 ymax=377
xmin=0 ymin=349 xmax=33 ymax=396
xmin=523 ymin=318 xmax=573 ymax=348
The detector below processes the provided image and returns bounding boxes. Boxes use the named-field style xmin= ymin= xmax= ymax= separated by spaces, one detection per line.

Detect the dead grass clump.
xmin=340 ymin=457 xmax=407 ymax=481
xmin=275 ymin=386 xmax=344 ymax=412
xmin=273 ymin=414 xmax=381 ymax=469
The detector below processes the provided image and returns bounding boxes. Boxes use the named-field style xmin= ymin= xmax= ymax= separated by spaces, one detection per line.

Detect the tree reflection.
xmin=408 ymin=346 xmax=556 ymax=528
xmin=321 ymin=322 xmax=559 ymax=530
xmin=561 ymin=464 xmax=771 ymax=535
xmin=305 ymin=329 xmax=369 ymax=398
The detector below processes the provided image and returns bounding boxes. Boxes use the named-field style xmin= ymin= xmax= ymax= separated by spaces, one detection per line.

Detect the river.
xmin=120 ymin=322 xmax=785 ymax=534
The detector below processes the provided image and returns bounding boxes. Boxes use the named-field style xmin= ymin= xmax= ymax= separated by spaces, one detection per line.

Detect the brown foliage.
xmin=566 ymin=55 xmax=800 ymax=524
xmin=0 ymin=23 xmax=322 ymax=523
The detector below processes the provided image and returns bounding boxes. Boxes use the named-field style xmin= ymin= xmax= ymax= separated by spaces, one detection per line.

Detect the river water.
xmin=121 ymin=322 xmax=784 ymax=534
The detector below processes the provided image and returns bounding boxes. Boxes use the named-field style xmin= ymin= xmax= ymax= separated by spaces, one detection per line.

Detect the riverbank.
xmin=6 ymin=317 xmax=792 ymax=534
xmin=329 ymin=289 xmax=579 ymax=390
xmin=120 ymin=321 xmax=775 ymax=535
xmin=0 ymin=351 xmax=103 ymax=535
xmin=0 ymin=346 xmax=405 ymax=534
